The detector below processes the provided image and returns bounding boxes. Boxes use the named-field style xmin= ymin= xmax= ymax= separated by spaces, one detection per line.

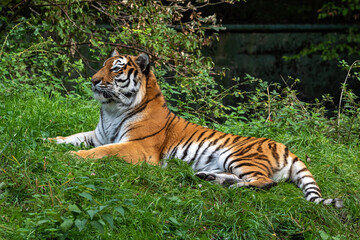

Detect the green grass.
xmin=1 ymin=90 xmax=359 ymax=239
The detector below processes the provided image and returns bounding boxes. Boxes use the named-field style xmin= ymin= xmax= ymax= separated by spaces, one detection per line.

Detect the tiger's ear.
xmin=135 ymin=53 xmax=150 ymax=75
xmin=110 ymin=49 xmax=119 ymax=57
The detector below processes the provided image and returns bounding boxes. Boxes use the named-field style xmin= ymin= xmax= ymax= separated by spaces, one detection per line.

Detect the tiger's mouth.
xmin=92 ymin=85 xmax=117 ymax=100
xmin=94 ymin=89 xmax=112 ymax=99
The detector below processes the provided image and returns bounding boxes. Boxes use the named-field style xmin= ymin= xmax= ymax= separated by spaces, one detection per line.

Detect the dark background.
xmin=202 ymin=0 xmax=359 ymax=103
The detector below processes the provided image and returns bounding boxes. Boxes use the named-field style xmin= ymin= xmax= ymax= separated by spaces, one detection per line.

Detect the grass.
xmin=0 ymin=90 xmax=359 ymax=239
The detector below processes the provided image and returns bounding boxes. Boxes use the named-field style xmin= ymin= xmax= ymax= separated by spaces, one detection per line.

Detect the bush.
xmin=0 ymin=0 xmax=244 ymax=122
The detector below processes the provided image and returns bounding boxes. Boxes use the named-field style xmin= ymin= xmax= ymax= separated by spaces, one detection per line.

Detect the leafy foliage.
xmin=0 ymin=0 xmax=244 ymax=122
xmin=283 ymin=0 xmax=360 ymax=61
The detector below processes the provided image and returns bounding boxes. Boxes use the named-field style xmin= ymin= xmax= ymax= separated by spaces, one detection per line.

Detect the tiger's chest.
xmin=95 ymin=107 xmax=141 ymax=145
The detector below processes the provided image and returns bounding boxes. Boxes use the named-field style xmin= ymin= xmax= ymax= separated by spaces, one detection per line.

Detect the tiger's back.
xmin=50 ymin=51 xmax=343 ymax=208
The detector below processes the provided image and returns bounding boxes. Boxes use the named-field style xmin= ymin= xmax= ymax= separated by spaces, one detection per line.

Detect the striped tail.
xmin=290 ymin=158 xmax=343 ymax=208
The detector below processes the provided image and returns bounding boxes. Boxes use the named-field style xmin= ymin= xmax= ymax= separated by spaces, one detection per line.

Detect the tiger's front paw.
xmin=47 ymin=136 xmax=67 ymax=144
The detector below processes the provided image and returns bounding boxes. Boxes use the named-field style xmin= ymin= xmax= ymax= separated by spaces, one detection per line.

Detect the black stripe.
xmin=233 ymin=140 xmax=261 ymax=157
xmin=133 ymin=69 xmax=138 ymax=79
xmin=159 ymin=116 xmax=182 ymax=154
xmin=253 ymin=154 xmax=275 ymax=173
xmin=122 ymin=78 xmax=131 ymax=88
xmin=206 ymin=131 xmax=216 ymax=141
xmin=118 ymin=126 xmax=140 ymax=141
xmin=189 ymin=131 xmax=213 ymax=164
xmin=204 ymin=140 xmax=227 ymax=165
xmin=196 ymin=131 xmax=207 ymax=142
xmin=181 ymin=130 xmax=204 ymax=159
xmin=222 ymin=137 xmax=231 ymax=148
xmin=232 ymin=136 xmax=241 ymax=144
xmin=167 ymin=133 xmax=188 ymax=158
xmin=304 ymin=186 xmax=321 ymax=193
xmin=254 ymin=138 xmax=269 ymax=153
xmin=183 ymin=130 xmax=200 ymax=149
xmin=191 ymin=131 xmax=218 ymax=164
xmin=295 ymin=168 xmax=308 ymax=175
xmin=98 ymin=107 xmax=107 ymax=140
xmin=302 ymin=182 xmax=318 ymax=190
xmin=300 ymin=182 xmax=318 ymax=192
xmin=309 ymin=196 xmax=320 ymax=202
xmin=232 ymin=162 xmax=255 ymax=169
xmin=233 ymin=137 xmax=254 ymax=148
xmin=86 ymin=137 xmax=95 ymax=147
xmin=134 ymin=75 xmax=139 ymax=87
xmin=205 ymin=151 xmax=217 ymax=164
xmin=183 ymin=121 xmax=191 ymax=130
xmin=232 ymin=160 xmax=270 ymax=174
xmin=237 ymin=152 xmax=260 ymax=159
xmin=213 ymin=133 xmax=228 ymax=145
xmin=283 ymin=147 xmax=289 ymax=165
xmin=238 ymin=171 xmax=264 ymax=179
xmin=165 ymin=109 xmax=172 ymax=119
xmin=222 ymin=150 xmax=238 ymax=170
xmin=296 ymin=175 xmax=315 ymax=186
xmin=270 ymin=143 xmax=280 ymax=167
xmin=127 ymin=57 xmax=136 ymax=67
xmin=115 ymin=76 xmax=128 ymax=83
xmin=222 ymin=142 xmax=258 ymax=170
xmin=305 ymin=191 xmax=320 ymax=198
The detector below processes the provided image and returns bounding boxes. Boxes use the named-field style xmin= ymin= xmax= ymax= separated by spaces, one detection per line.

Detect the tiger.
xmin=49 ymin=50 xmax=343 ymax=208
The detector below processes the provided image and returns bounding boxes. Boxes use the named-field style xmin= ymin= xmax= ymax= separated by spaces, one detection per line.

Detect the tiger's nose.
xmin=91 ymin=77 xmax=101 ymax=86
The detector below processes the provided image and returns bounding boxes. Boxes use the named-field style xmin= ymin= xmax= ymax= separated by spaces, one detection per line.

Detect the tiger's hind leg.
xmin=195 ymin=171 xmax=244 ymax=187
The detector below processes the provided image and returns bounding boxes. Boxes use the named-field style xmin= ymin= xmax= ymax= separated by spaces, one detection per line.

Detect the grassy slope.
xmin=0 ymin=91 xmax=359 ymax=239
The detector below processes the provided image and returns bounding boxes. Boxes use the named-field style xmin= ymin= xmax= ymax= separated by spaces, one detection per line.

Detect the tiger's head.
xmin=91 ymin=50 xmax=150 ymax=106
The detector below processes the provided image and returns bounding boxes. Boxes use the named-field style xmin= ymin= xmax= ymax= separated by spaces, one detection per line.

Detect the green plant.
xmin=0 ymin=0 xmax=244 ymax=122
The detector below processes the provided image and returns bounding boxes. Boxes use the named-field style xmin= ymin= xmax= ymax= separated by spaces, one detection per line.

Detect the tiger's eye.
xmin=111 ymin=66 xmax=121 ymax=72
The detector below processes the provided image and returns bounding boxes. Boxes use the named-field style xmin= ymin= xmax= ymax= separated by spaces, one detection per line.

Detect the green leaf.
xmin=114 ymin=206 xmax=125 ymax=216
xmin=60 ymin=219 xmax=74 ymax=232
xmin=168 ymin=217 xmax=180 ymax=226
xmin=37 ymin=220 xmax=51 ymax=225
xmin=69 ymin=204 xmax=81 ymax=213
xmin=87 ymin=209 xmax=99 ymax=220
xmin=99 ymin=205 xmax=107 ymax=211
xmin=124 ymin=199 xmax=134 ymax=206
xmin=75 ymin=218 xmax=88 ymax=232
xmin=79 ymin=192 xmax=93 ymax=202
xmin=319 ymin=230 xmax=330 ymax=240
xmin=91 ymin=220 xmax=104 ymax=234
xmin=102 ymin=213 xmax=114 ymax=230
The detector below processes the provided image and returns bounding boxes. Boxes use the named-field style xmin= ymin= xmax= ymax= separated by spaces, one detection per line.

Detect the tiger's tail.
xmin=290 ymin=157 xmax=343 ymax=208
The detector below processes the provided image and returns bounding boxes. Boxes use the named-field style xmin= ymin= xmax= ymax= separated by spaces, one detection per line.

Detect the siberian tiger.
xmin=50 ymin=50 xmax=343 ymax=208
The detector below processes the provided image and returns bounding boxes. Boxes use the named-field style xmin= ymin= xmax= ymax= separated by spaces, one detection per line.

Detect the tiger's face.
xmin=91 ymin=50 xmax=150 ymax=106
